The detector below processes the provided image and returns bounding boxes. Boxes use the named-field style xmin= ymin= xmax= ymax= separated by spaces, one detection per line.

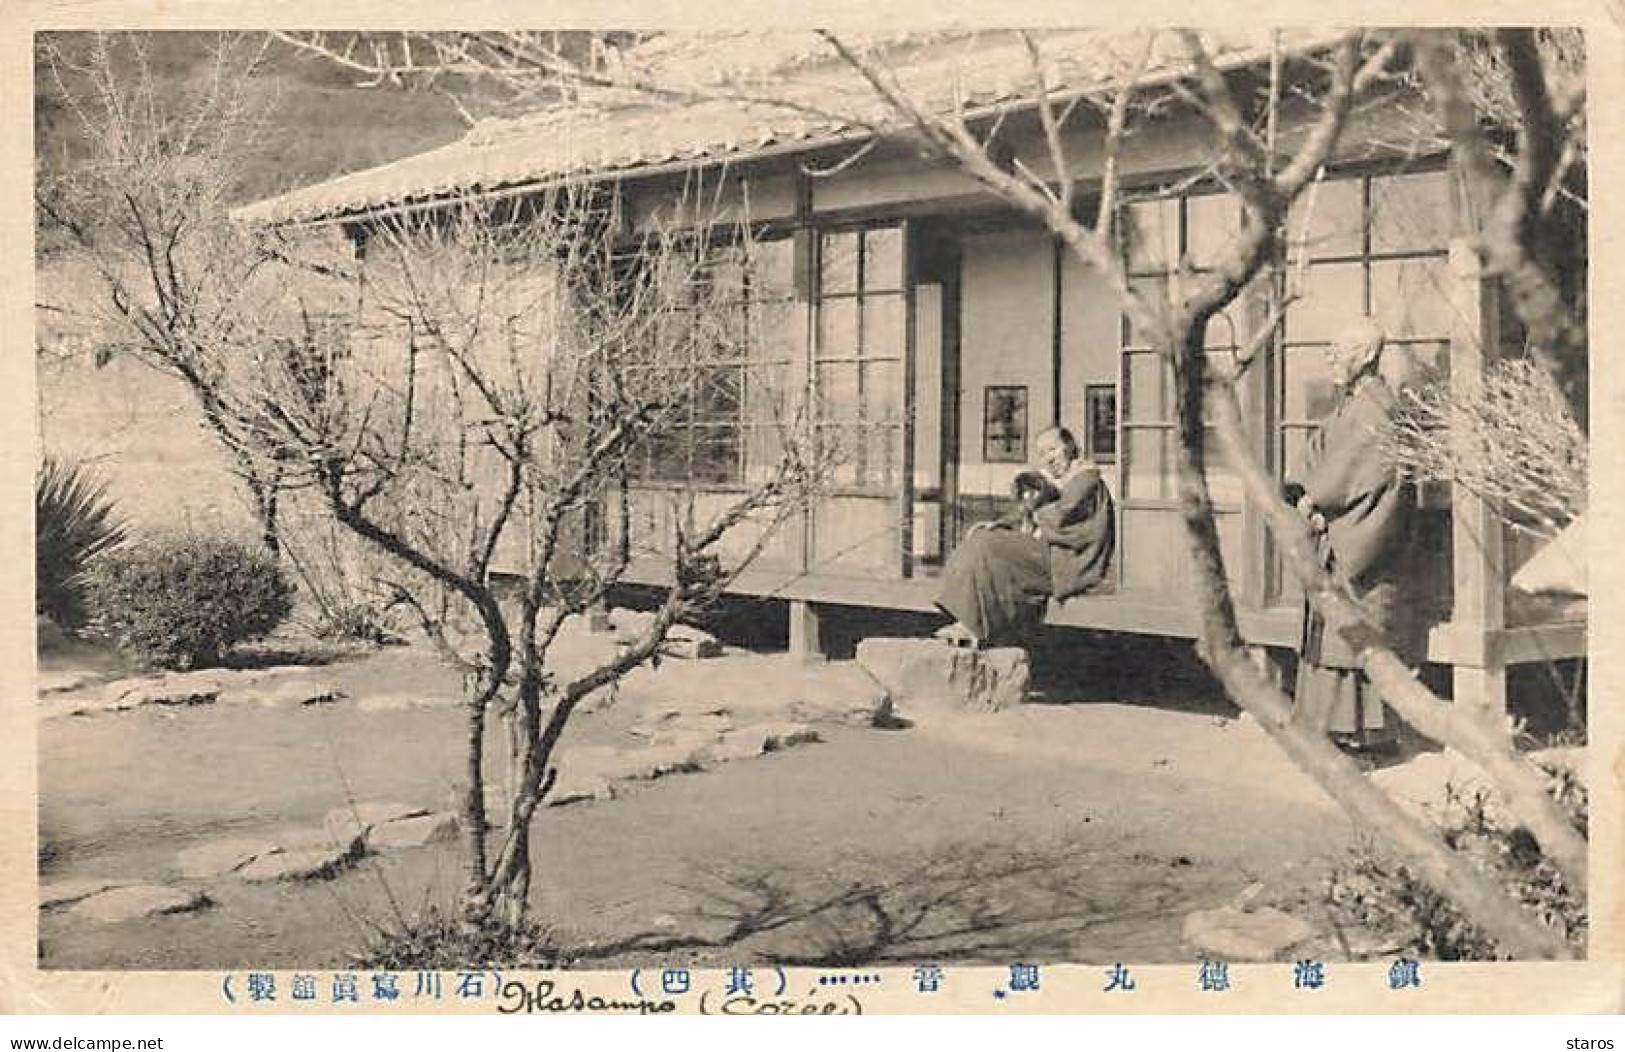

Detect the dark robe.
xmin=1294 ymin=376 xmax=1420 ymax=737
xmin=936 ymin=464 xmax=1115 ymax=642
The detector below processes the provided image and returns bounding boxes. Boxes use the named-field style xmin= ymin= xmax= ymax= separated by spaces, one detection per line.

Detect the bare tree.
xmin=1413 ymin=29 xmax=1587 ymax=428
xmin=231 ymin=188 xmax=830 ymax=924
xmin=34 ymin=32 xmax=292 ymax=554
xmin=1388 ymin=357 xmax=1585 ymax=541
xmin=271 ymin=27 xmax=1586 ymax=956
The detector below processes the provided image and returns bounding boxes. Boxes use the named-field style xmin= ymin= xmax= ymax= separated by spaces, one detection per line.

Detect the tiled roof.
xmin=235 ymin=29 xmax=1335 ymax=226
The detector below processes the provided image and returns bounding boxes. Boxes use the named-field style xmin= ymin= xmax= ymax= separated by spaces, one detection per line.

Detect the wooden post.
xmin=1446 ymin=237 xmax=1507 ymax=714
xmin=788 ymin=600 xmax=824 ymax=663
xmin=1246 ymin=644 xmax=1285 ymax=691
xmin=900 ymin=221 xmax=919 ymax=578
xmin=1240 ymin=261 xmax=1279 ymax=612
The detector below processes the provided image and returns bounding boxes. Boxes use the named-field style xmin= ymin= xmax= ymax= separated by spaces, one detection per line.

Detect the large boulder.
xmin=1182 ymin=905 xmax=1317 ymax=961
xmin=854 ymin=638 xmax=1030 ymax=717
xmin=71 ymin=884 xmax=210 ymax=923
xmin=1369 ymin=748 xmax=1510 ymax=828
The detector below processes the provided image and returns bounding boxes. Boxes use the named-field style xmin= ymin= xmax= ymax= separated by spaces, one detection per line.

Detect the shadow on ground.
xmin=564 ymin=835 xmax=1213 ymax=967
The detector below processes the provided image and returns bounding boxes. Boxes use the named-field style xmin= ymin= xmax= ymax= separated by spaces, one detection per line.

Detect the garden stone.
xmin=324 ymin=802 xmax=430 ymax=846
xmin=238 ymin=848 xmax=355 ymax=883
xmin=368 ymin=812 xmax=460 ymax=851
xmin=613 ymin=743 xmax=702 ymax=781
xmin=608 ymin=607 xmax=658 ymax=643
xmin=558 ymin=743 xmax=697 ymax=787
xmin=356 ymin=690 xmax=460 ymax=712
xmin=623 ymin=655 xmax=892 ymax=727
xmin=71 ymin=884 xmax=210 ymax=923
xmin=40 ymin=878 xmax=124 ymax=910
xmin=548 ymin=772 xmax=617 ymax=807
xmin=37 ymin=670 xmax=103 ymax=697
xmin=661 ymin=623 xmax=721 ymax=659
xmin=1369 ymin=749 xmax=1510 ymax=827
xmin=102 ymin=671 xmax=226 ymax=710
xmin=1182 ymin=905 xmax=1317 ymax=961
xmin=855 ymin=638 xmax=1030 ymax=716
xmin=631 ymin=711 xmax=734 ymax=745
xmin=668 ymin=624 xmax=717 ymax=644
xmin=241 ymin=681 xmax=348 ymax=708
xmin=661 ymin=636 xmax=721 ymax=660
xmin=638 ymin=726 xmax=726 ymax=765
xmin=702 ymin=723 xmax=822 ymax=763
xmin=174 ymin=838 xmax=279 ymax=880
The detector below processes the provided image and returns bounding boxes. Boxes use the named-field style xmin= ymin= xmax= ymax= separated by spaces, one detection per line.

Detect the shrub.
xmin=311 ymin=600 xmax=403 ymax=646
xmin=35 ymin=457 xmax=128 ymax=632
xmin=84 ymin=534 xmax=294 ymax=669
xmin=1324 ymin=758 xmax=1587 ymax=959
xmin=350 ymin=907 xmax=567 ymax=970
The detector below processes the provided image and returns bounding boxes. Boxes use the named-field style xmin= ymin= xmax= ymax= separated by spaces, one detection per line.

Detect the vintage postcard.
xmin=2 ymin=0 xmax=1621 ymax=1022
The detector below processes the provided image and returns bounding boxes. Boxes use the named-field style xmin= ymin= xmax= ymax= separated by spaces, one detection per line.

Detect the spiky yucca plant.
xmin=36 ymin=456 xmax=128 ymax=632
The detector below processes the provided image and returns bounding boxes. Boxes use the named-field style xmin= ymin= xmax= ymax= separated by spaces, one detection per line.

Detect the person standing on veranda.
xmin=1291 ymin=317 xmax=1423 ymax=751
xmin=934 ymin=426 xmax=1115 ymax=646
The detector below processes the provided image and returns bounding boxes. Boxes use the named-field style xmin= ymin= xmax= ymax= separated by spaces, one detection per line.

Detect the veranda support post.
xmin=788 ymin=599 xmax=824 ymax=663
xmin=1446 ymin=236 xmax=1509 ymax=714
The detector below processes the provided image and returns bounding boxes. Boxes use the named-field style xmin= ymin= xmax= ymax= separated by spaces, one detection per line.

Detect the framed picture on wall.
xmin=1085 ymin=384 xmax=1118 ymax=463
xmin=983 ymin=385 xmax=1028 ymax=463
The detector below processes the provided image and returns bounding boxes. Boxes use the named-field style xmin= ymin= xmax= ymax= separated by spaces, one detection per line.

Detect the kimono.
xmin=1294 ymin=376 xmax=1421 ymax=738
xmin=935 ymin=460 xmax=1115 ymax=643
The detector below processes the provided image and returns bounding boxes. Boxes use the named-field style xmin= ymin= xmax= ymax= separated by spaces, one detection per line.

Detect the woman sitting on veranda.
xmin=934 ymin=426 xmax=1115 ymax=646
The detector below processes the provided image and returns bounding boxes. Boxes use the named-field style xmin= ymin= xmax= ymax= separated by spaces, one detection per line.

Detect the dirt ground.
xmin=37 ymin=634 xmax=1362 ymax=970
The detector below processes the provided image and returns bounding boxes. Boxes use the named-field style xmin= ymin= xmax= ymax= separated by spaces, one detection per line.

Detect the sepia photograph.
xmin=15 ymin=17 xmax=1615 ymax=1016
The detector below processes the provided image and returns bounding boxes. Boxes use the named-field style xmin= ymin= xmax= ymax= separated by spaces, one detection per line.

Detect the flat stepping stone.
xmin=548 ymin=773 xmax=617 ymax=807
xmin=174 ymin=838 xmax=279 ymax=880
xmin=238 ymin=848 xmax=356 ymax=883
xmin=624 ymin=655 xmax=892 ymax=727
xmin=355 ymin=691 xmax=460 ymax=712
xmin=239 ymin=682 xmax=348 ymax=708
xmin=630 ymin=711 xmax=735 ymax=743
xmin=368 ymin=812 xmax=460 ymax=851
xmin=38 ymin=671 xmax=105 ymax=696
xmin=1182 ymin=905 xmax=1317 ymax=962
xmin=324 ymin=801 xmax=430 ymax=845
xmin=40 ymin=877 xmax=124 ymax=909
xmin=102 ymin=671 xmax=226 ymax=710
xmin=71 ymin=884 xmax=210 ymax=923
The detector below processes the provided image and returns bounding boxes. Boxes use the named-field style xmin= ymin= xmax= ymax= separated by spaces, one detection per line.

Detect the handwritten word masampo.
xmin=497 ymin=980 xmax=677 ymax=1015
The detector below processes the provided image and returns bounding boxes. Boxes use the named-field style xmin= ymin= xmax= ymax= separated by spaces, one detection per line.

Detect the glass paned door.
xmin=808 ymin=224 xmax=912 ymax=578
xmin=1117 ymin=193 xmax=1247 ymax=599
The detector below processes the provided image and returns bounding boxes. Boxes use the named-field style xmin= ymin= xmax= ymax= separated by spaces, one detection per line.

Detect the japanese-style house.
xmin=237 ymin=30 xmax=1587 ymax=712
